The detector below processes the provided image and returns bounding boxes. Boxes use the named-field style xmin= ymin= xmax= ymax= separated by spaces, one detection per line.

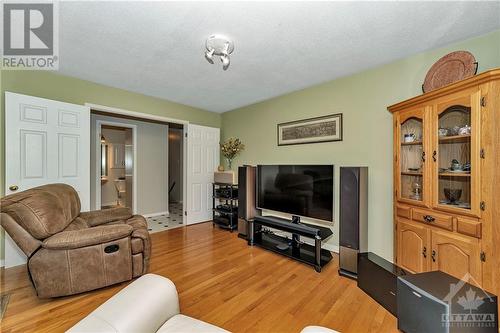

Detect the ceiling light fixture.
xmin=205 ymin=34 xmax=234 ymax=71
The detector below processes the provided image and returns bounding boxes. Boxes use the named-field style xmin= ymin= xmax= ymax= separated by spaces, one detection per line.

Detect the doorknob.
xmin=9 ymin=185 xmax=19 ymax=191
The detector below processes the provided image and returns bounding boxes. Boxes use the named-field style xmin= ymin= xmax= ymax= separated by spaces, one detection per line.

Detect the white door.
xmin=186 ymin=124 xmax=220 ymax=224
xmin=4 ymin=92 xmax=90 ymax=267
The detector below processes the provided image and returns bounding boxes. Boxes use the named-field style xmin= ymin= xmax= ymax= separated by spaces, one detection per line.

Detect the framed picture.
xmin=277 ymin=113 xmax=343 ymax=146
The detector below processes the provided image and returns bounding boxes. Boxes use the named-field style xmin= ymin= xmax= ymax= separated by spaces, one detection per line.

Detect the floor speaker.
xmin=339 ymin=167 xmax=368 ymax=279
xmin=238 ymin=165 xmax=257 ymax=238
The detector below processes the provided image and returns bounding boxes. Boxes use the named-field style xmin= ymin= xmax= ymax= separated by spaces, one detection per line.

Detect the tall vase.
xmin=226 ymin=158 xmax=232 ymax=170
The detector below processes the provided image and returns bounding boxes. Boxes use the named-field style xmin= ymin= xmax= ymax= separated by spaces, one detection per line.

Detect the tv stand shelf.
xmin=248 ymin=216 xmax=333 ymax=272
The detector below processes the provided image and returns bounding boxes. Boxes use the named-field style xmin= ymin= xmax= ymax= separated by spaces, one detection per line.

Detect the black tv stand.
xmin=248 ymin=215 xmax=333 ymax=272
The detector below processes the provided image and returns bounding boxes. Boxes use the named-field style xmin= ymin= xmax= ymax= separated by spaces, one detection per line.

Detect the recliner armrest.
xmin=79 ymin=207 xmax=133 ymax=227
xmin=0 ymin=212 xmax=42 ymax=257
xmin=43 ymin=225 xmax=133 ymax=250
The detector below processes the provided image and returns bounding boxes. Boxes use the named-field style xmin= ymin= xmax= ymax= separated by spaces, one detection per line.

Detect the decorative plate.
xmin=422 ymin=51 xmax=477 ymax=93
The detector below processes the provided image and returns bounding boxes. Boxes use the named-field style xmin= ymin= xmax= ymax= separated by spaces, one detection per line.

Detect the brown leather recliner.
xmin=0 ymin=183 xmax=151 ymax=298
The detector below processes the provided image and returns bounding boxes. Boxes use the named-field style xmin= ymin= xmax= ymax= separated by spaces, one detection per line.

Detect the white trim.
xmin=182 ymin=126 xmax=187 ymax=226
xmin=95 ymin=120 xmax=138 ymax=214
xmin=324 ymin=244 xmax=339 ymax=253
xmin=87 ymin=103 xmax=188 ymax=227
xmin=143 ymin=211 xmax=170 ymax=218
xmin=85 ymin=103 xmax=189 ymax=125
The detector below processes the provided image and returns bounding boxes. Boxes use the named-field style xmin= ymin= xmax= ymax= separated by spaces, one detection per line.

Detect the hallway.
xmin=146 ymin=203 xmax=184 ymax=232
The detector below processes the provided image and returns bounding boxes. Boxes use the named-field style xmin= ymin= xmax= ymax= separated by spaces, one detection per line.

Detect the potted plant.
xmin=220 ymin=137 xmax=245 ymax=170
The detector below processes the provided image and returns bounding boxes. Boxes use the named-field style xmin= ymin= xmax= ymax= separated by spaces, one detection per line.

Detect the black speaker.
xmin=339 ymin=167 xmax=368 ymax=279
xmin=398 ymin=271 xmax=498 ymax=333
xmin=358 ymin=252 xmax=409 ymax=316
xmin=237 ymin=165 xmax=257 ymax=238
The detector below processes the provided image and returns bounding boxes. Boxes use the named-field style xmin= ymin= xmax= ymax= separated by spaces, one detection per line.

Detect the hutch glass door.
xmin=434 ymin=90 xmax=481 ymax=215
xmin=398 ymin=108 xmax=428 ymax=205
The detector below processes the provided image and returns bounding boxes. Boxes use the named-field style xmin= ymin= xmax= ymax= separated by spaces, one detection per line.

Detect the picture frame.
xmin=277 ymin=113 xmax=343 ymax=146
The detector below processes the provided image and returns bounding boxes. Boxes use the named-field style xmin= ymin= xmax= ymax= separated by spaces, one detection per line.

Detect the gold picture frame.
xmin=277 ymin=113 xmax=343 ymax=146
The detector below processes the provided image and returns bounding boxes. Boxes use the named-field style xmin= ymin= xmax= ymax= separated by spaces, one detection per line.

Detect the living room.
xmin=1 ymin=2 xmax=500 ymax=332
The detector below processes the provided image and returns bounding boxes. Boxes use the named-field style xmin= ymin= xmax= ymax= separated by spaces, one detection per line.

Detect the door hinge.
xmin=480 ymin=149 xmax=485 ymax=159
xmin=480 ymin=251 xmax=486 ymax=262
xmin=184 ymin=211 xmax=187 ymax=216
xmin=480 ymin=201 xmax=486 ymax=211
xmin=481 ymin=96 xmax=486 ymax=107
xmin=185 ymin=132 xmax=188 ymax=138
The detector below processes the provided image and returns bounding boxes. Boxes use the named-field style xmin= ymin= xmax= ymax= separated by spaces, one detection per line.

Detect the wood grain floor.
xmin=0 ymin=222 xmax=398 ymax=333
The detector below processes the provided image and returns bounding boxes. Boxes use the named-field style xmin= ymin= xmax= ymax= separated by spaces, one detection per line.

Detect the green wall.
xmin=0 ymin=70 xmax=221 ymax=261
xmin=221 ymin=30 xmax=500 ymax=261
xmin=1 ymin=30 xmax=499 ymax=263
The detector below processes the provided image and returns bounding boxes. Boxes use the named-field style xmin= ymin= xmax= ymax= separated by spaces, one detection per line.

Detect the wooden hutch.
xmin=387 ymin=68 xmax=500 ymax=298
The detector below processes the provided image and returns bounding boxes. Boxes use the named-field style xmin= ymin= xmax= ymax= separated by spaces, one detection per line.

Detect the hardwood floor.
xmin=0 ymin=222 xmax=398 ymax=333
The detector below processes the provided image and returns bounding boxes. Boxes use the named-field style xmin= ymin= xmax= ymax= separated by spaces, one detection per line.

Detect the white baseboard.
xmin=143 ymin=211 xmax=169 ymax=218
xmin=0 ymin=259 xmax=4 ymax=268
xmin=323 ymin=244 xmax=339 ymax=253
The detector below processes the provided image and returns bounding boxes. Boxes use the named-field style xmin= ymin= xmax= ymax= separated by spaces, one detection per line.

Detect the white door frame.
xmin=95 ymin=120 xmax=138 ymax=213
xmin=86 ymin=103 xmax=189 ymax=225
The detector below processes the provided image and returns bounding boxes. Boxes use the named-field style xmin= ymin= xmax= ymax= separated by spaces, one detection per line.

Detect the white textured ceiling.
xmin=58 ymin=1 xmax=500 ymax=112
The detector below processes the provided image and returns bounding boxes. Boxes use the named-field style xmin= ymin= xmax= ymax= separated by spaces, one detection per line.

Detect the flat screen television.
xmin=257 ymin=165 xmax=334 ymax=222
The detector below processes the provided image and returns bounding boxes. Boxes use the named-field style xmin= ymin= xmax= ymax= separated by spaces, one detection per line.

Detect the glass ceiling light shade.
xmin=204 ymin=34 xmax=234 ymax=71
xmin=221 ymin=54 xmax=230 ymax=71
xmin=205 ymin=48 xmax=215 ymax=64
xmin=220 ymin=42 xmax=230 ymax=70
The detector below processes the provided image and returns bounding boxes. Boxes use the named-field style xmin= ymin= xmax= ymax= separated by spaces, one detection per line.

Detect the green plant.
xmin=220 ymin=137 xmax=245 ymax=169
